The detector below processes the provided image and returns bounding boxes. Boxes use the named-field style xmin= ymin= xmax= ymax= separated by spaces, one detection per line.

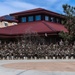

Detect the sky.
xmin=0 ymin=0 xmax=75 ymax=16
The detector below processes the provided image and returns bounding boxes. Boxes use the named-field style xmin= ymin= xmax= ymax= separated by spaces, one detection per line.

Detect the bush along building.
xmin=0 ymin=8 xmax=68 ymax=43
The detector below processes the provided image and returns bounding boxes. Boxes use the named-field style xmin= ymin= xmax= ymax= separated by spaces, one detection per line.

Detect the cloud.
xmin=46 ymin=0 xmax=70 ymax=13
xmin=0 ymin=2 xmax=16 ymax=16
xmin=0 ymin=0 xmax=40 ymax=16
xmin=4 ymin=0 xmax=39 ymax=9
xmin=0 ymin=0 xmax=74 ymax=16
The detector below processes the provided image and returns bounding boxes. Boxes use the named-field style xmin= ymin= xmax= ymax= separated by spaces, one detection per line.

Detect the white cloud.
xmin=0 ymin=2 xmax=15 ymax=16
xmin=0 ymin=0 xmax=72 ymax=16
xmin=4 ymin=0 xmax=39 ymax=9
xmin=46 ymin=0 xmax=70 ymax=13
xmin=0 ymin=0 xmax=39 ymax=16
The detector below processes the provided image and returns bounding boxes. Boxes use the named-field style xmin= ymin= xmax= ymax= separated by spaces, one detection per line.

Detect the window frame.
xmin=50 ymin=17 xmax=54 ymax=22
xmin=35 ymin=15 xmax=41 ymax=21
xmin=4 ymin=22 xmax=8 ymax=26
xmin=45 ymin=16 xmax=49 ymax=21
xmin=21 ymin=17 xmax=26 ymax=23
xmin=28 ymin=16 xmax=34 ymax=22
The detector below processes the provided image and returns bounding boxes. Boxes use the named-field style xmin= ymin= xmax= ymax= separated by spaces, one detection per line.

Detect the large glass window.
xmin=28 ymin=16 xmax=33 ymax=22
xmin=21 ymin=17 xmax=26 ymax=22
xmin=4 ymin=22 xmax=8 ymax=26
xmin=45 ymin=16 xmax=49 ymax=21
xmin=35 ymin=15 xmax=41 ymax=21
xmin=56 ymin=18 xmax=59 ymax=23
xmin=50 ymin=17 xmax=54 ymax=22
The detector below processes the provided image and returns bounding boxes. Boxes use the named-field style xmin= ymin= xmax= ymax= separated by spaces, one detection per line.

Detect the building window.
xmin=50 ymin=17 xmax=54 ymax=22
xmin=35 ymin=15 xmax=41 ymax=21
xmin=28 ymin=16 xmax=33 ymax=22
xmin=4 ymin=22 xmax=8 ymax=26
xmin=56 ymin=18 xmax=59 ymax=23
xmin=45 ymin=16 xmax=49 ymax=21
xmin=21 ymin=17 xmax=26 ymax=22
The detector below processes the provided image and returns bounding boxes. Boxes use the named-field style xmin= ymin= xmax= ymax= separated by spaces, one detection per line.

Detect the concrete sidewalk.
xmin=0 ymin=60 xmax=75 ymax=75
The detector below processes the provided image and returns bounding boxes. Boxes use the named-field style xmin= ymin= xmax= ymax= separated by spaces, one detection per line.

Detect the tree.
xmin=59 ymin=4 xmax=75 ymax=42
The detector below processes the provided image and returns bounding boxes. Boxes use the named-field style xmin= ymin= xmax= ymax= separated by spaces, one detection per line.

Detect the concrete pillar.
xmin=7 ymin=56 xmax=9 ymax=60
xmin=34 ymin=57 xmax=37 ymax=60
xmin=11 ymin=56 xmax=14 ymax=60
xmin=45 ymin=56 xmax=48 ymax=59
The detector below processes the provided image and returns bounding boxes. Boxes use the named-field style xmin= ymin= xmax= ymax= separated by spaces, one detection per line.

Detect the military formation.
xmin=0 ymin=39 xmax=75 ymax=60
